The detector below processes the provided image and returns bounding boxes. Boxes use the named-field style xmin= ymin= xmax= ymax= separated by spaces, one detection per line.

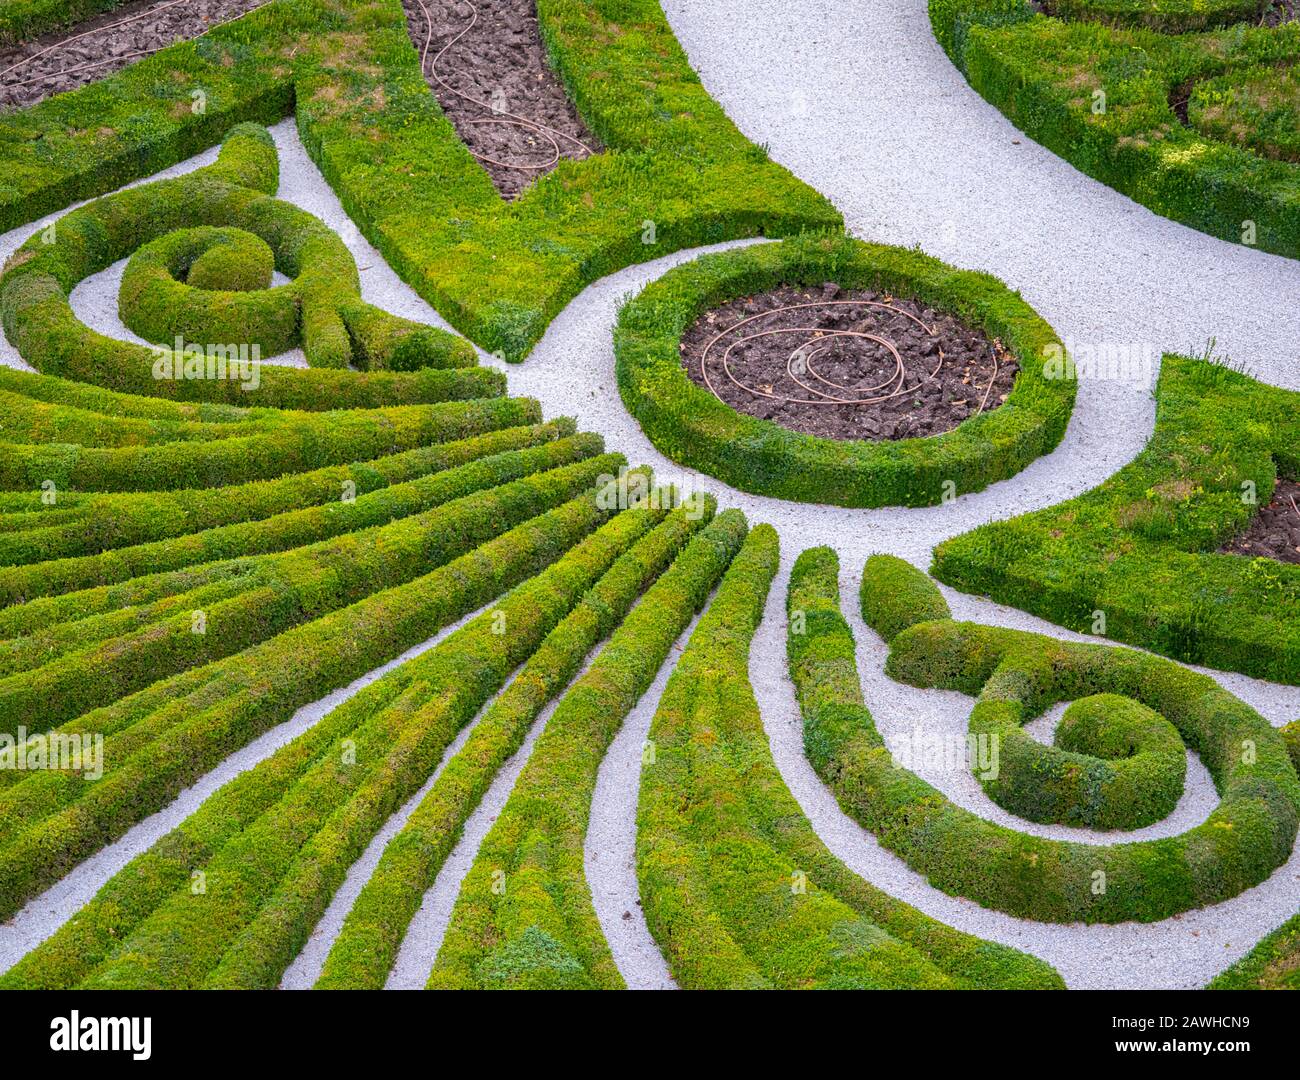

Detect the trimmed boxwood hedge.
xmin=788 ymin=547 xmax=1300 ymax=924
xmin=931 ymin=0 xmax=1300 ymax=260
xmin=0 ymin=481 xmax=625 ymax=920
xmin=2 ymin=124 xmax=481 ymax=403
xmin=314 ymin=496 xmax=708 ymax=988
xmin=0 ymin=418 xmax=574 ymax=566
xmin=933 ymin=354 xmax=1300 ymax=684
xmin=615 ymin=233 xmax=1074 ymax=507
xmin=0 ymin=452 xmax=623 ymax=733
xmin=0 ymin=0 xmax=839 ymax=361
xmin=637 ymin=525 xmax=1063 ymax=989
xmin=0 ymin=0 xmax=121 ymax=45
xmin=428 ymin=505 xmax=742 ymax=989
xmin=0 ymin=495 xmax=671 ymax=989
xmin=67 ymin=499 xmax=669 ymax=990
xmin=1048 ymin=0 xmax=1266 ymax=32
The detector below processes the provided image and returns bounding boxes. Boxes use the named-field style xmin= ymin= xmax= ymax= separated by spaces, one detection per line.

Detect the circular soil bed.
xmin=680 ymin=283 xmax=1018 ymax=442
xmin=616 ymin=234 xmax=1074 ymax=508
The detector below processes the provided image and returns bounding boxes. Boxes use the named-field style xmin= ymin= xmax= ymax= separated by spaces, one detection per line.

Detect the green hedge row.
xmin=315 ymin=498 xmax=710 ymax=988
xmin=0 ymin=0 xmax=838 ymax=361
xmin=64 ymin=500 xmax=669 ymax=989
xmin=983 ymin=691 xmax=1187 ymax=831
xmin=1049 ymin=0 xmax=1266 ymax=32
xmin=0 ymin=482 xmax=622 ymax=920
xmin=0 ymin=495 xmax=668 ymax=988
xmin=788 ymin=548 xmax=1300 ymax=923
xmin=933 ymin=354 xmax=1300 ymax=684
xmin=0 ymin=438 xmax=605 ymax=677
xmin=637 ymin=526 xmax=1063 ymax=989
xmin=0 ymin=418 xmax=573 ymax=566
xmin=0 ymin=431 xmax=600 ymax=604
xmin=615 ymin=233 xmax=1074 ymax=507
xmin=1208 ymin=909 xmax=1300 ymax=988
xmin=932 ymin=0 xmax=1300 ymax=260
xmin=0 ymin=395 xmax=534 ymax=493
xmin=428 ymin=506 xmax=745 ymax=988
xmin=0 ymin=453 xmax=622 ymax=734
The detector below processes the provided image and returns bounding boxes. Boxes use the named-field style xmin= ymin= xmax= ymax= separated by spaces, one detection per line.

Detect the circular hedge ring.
xmin=615 ymin=233 xmax=1075 ymax=508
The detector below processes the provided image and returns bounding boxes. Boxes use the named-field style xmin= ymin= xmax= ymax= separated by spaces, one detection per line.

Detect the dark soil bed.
xmin=1220 ymin=476 xmax=1300 ymax=564
xmin=0 ymin=0 xmax=269 ymax=111
xmin=404 ymin=0 xmax=601 ymax=199
xmin=679 ymin=282 xmax=1018 ymax=442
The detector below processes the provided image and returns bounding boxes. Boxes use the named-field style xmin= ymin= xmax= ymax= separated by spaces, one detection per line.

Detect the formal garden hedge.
xmin=0 ymin=0 xmax=839 ymax=359
xmin=933 ymin=354 xmax=1300 ymax=684
xmin=931 ymin=0 xmax=1300 ymax=259
xmin=615 ymin=233 xmax=1074 ymax=507
xmin=636 ymin=526 xmax=1062 ymax=989
xmin=428 ymin=507 xmax=743 ymax=989
xmin=788 ymin=549 xmax=1300 ymax=923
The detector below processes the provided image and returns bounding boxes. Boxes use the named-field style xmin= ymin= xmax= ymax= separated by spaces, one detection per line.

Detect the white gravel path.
xmin=1 ymin=13 xmax=1299 ymax=988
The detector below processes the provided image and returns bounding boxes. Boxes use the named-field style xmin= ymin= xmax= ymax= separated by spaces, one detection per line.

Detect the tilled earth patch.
xmin=679 ymin=282 xmax=1018 ymax=442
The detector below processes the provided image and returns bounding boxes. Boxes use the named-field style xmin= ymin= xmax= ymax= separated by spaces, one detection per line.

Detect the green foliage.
xmin=933 ymin=354 xmax=1300 ymax=683
xmin=638 ymin=526 xmax=1062 ymax=989
xmin=0 ymin=484 xmax=622 ymax=921
xmin=0 ymin=0 xmax=839 ymax=360
xmin=932 ymin=0 xmax=1300 ymax=258
xmin=429 ymin=505 xmax=742 ymax=989
xmin=615 ymin=233 xmax=1074 ymax=507
xmin=316 ymin=498 xmax=710 ymax=988
xmin=859 ymin=553 xmax=952 ymax=642
xmin=1209 ymin=908 xmax=1300 ymax=988
xmin=789 ymin=548 xmax=1300 ymax=923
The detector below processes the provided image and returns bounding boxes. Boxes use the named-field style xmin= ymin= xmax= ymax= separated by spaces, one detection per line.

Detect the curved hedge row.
xmin=1048 ymin=0 xmax=1266 ymax=32
xmin=0 ymin=482 xmax=624 ymax=921
xmin=1208 ymin=908 xmax=1300 ymax=989
xmin=0 ymin=418 xmax=574 ymax=566
xmin=0 ymin=496 xmax=673 ymax=988
xmin=0 ymin=453 xmax=623 ymax=733
xmin=0 ymin=432 xmax=601 ymax=603
xmin=934 ymin=354 xmax=1300 ymax=684
xmin=428 ymin=507 xmax=745 ymax=989
xmin=787 ymin=548 xmax=1300 ymax=923
xmin=314 ymin=497 xmax=711 ymax=988
xmin=637 ymin=526 xmax=1063 ymax=989
xmin=931 ymin=0 xmax=1300 ymax=260
xmin=615 ymin=233 xmax=1074 ymax=507
xmin=0 ymin=0 xmax=839 ymax=359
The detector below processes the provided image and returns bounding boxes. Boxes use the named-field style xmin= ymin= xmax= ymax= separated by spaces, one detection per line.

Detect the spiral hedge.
xmin=636 ymin=526 xmax=1063 ymax=989
xmin=615 ymin=233 xmax=1075 ymax=507
xmin=934 ymin=354 xmax=1300 ymax=685
xmin=788 ymin=549 xmax=1300 ymax=924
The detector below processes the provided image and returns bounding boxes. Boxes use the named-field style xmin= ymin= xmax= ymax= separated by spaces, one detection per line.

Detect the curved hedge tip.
xmin=860 ymin=553 xmax=952 ymax=643
xmin=615 ymin=232 xmax=1074 ymax=508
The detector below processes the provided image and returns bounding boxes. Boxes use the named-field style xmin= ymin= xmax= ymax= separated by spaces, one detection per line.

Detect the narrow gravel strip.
xmin=0 ymin=598 xmax=497 ymax=978
xmin=278 ymin=670 xmax=519 ymax=989
xmin=584 ymin=613 xmax=700 ymax=991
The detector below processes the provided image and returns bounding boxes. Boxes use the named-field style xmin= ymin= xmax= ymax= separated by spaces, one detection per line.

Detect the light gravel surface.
xmin=1 ymin=15 xmax=1298 ymax=988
